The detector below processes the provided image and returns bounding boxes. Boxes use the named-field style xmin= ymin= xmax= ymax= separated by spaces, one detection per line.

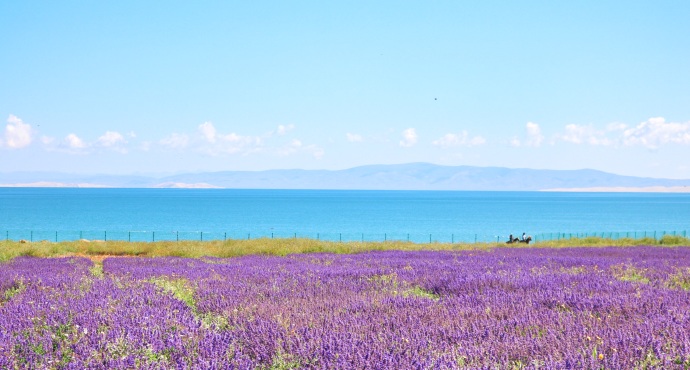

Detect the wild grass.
xmin=0 ymin=235 xmax=688 ymax=262
xmin=149 ymin=277 xmax=196 ymax=309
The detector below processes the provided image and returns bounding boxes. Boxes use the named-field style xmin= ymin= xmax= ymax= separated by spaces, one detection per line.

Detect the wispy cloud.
xmin=1 ymin=114 xmax=33 ymax=149
xmin=276 ymin=124 xmax=295 ymax=136
xmin=554 ymin=124 xmax=613 ymax=146
xmin=48 ymin=131 xmax=130 ymax=153
xmin=159 ymin=133 xmax=190 ymax=149
xmin=64 ymin=133 xmax=87 ymax=149
xmin=511 ymin=122 xmax=543 ymax=147
xmin=158 ymin=121 xmax=324 ymax=158
xmin=399 ymin=128 xmax=418 ymax=147
xmin=621 ymin=117 xmax=690 ymax=149
xmin=40 ymin=136 xmax=55 ymax=145
xmin=197 ymin=121 xmax=263 ymax=155
xmin=433 ymin=131 xmax=486 ymax=148
xmin=525 ymin=122 xmax=543 ymax=147
xmin=96 ymin=131 xmax=128 ymax=152
xmin=199 ymin=121 xmax=218 ymax=143
xmin=346 ymin=133 xmax=363 ymax=143
xmin=277 ymin=139 xmax=324 ymax=159
xmin=550 ymin=117 xmax=690 ymax=149
xmin=190 ymin=121 xmax=322 ymax=158
xmin=278 ymin=139 xmax=302 ymax=156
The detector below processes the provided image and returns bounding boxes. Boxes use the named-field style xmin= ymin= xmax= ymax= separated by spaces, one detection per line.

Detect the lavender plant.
xmin=1 ymin=247 xmax=689 ymax=369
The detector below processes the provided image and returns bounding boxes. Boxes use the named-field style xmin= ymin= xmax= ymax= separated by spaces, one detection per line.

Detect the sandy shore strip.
xmin=542 ymin=186 xmax=690 ymax=193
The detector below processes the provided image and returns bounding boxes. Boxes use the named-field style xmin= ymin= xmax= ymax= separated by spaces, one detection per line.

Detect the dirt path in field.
xmin=69 ymin=254 xmax=137 ymax=263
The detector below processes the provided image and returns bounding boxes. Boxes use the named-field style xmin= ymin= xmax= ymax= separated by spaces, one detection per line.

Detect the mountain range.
xmin=2 ymin=163 xmax=690 ymax=192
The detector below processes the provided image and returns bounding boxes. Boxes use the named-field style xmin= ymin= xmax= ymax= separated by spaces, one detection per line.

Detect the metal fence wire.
xmin=2 ymin=230 xmax=688 ymax=244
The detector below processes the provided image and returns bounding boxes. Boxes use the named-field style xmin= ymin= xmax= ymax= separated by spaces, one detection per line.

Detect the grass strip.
xmin=0 ymin=235 xmax=689 ymax=262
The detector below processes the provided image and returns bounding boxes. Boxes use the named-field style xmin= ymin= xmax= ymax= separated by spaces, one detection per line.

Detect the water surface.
xmin=1 ymin=188 xmax=688 ymax=242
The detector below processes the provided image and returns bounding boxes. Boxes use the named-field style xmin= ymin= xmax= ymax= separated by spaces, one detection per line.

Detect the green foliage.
xmin=611 ymin=264 xmax=650 ymax=284
xmin=260 ymin=348 xmax=303 ymax=370
xmin=148 ymin=276 xmax=237 ymax=330
xmin=142 ymin=345 xmax=176 ymax=366
xmin=636 ymin=237 xmax=660 ymax=245
xmin=89 ymin=263 xmax=104 ymax=278
xmin=368 ymin=273 xmax=440 ymax=300
xmin=2 ymin=279 xmax=25 ymax=302
xmin=660 ymin=234 xmax=688 ymax=245
xmin=673 ymin=354 xmax=690 ymax=368
xmin=667 ymin=268 xmax=690 ymax=291
xmin=534 ymin=235 xmax=690 ymax=248
xmin=198 ymin=312 xmax=231 ymax=330
xmin=634 ymin=349 xmax=663 ymax=369
xmin=403 ymin=286 xmax=440 ymax=300
xmin=149 ymin=277 xmax=197 ymax=310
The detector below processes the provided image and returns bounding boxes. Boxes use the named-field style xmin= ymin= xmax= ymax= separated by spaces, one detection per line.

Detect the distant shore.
xmin=0 ymin=182 xmax=221 ymax=189
xmin=542 ymin=186 xmax=690 ymax=193
xmin=3 ymin=164 xmax=690 ymax=191
xmin=3 ymin=182 xmax=690 ymax=192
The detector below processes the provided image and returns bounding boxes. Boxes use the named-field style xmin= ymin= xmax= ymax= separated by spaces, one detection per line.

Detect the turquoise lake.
xmin=1 ymin=188 xmax=689 ymax=243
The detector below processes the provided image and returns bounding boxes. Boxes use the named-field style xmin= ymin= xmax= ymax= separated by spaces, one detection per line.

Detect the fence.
xmin=531 ymin=230 xmax=688 ymax=242
xmin=2 ymin=230 xmax=688 ymax=244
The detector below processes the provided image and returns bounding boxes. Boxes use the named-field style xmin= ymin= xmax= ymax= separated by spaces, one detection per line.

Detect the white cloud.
xmin=278 ymin=139 xmax=302 ymax=156
xmin=346 ymin=133 xmax=363 ymax=143
xmin=276 ymin=139 xmax=324 ymax=159
xmin=196 ymin=121 xmax=263 ymax=155
xmin=556 ymin=124 xmax=613 ymax=146
xmin=1 ymin=115 xmax=33 ymax=149
xmin=525 ymin=122 xmax=543 ymax=147
xmin=276 ymin=124 xmax=295 ymax=136
xmin=433 ymin=131 xmax=486 ymax=148
xmin=550 ymin=118 xmax=690 ymax=149
xmin=198 ymin=121 xmax=217 ymax=143
xmin=622 ymin=117 xmax=690 ymax=149
xmin=161 ymin=121 xmax=323 ymax=159
xmin=43 ymin=131 xmax=131 ymax=154
xmin=65 ymin=134 xmax=87 ymax=149
xmin=399 ymin=128 xmax=418 ymax=147
xmin=607 ymin=122 xmax=628 ymax=131
xmin=93 ymin=131 xmax=129 ymax=153
xmin=510 ymin=122 xmax=543 ymax=147
xmin=308 ymin=144 xmax=325 ymax=159
xmin=96 ymin=131 xmax=126 ymax=147
xmin=159 ymin=133 xmax=190 ymax=149
xmin=219 ymin=132 xmax=258 ymax=145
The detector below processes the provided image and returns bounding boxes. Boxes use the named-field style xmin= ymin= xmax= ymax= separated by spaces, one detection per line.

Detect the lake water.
xmin=1 ymin=188 xmax=689 ymax=243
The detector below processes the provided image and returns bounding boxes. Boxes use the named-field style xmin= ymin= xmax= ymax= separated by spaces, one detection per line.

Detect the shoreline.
xmin=542 ymin=186 xmax=690 ymax=193
xmin=3 ymin=183 xmax=690 ymax=192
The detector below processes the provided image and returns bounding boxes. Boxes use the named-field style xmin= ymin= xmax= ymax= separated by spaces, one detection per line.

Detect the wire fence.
xmin=2 ymin=230 xmax=688 ymax=244
xmin=532 ymin=230 xmax=688 ymax=242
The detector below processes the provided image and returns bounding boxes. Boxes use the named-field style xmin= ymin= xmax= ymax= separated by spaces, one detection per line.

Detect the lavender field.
xmin=1 ymin=247 xmax=690 ymax=369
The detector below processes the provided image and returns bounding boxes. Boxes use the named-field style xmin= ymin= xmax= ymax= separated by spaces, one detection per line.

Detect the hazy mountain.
xmin=2 ymin=163 xmax=690 ymax=191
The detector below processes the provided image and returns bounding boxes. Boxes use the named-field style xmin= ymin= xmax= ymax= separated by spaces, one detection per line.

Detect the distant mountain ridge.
xmin=2 ymin=163 xmax=690 ymax=191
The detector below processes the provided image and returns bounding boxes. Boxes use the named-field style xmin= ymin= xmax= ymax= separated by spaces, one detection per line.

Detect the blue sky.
xmin=2 ymin=1 xmax=689 ymax=178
